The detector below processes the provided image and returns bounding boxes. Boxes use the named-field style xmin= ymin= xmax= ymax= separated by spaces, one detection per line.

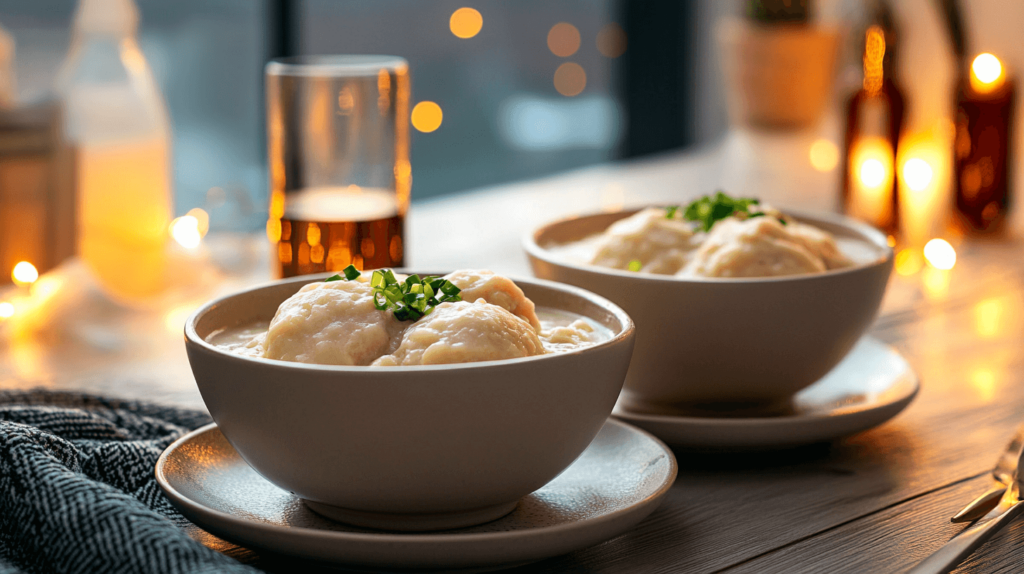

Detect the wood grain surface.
xmin=3 ymin=144 xmax=1024 ymax=573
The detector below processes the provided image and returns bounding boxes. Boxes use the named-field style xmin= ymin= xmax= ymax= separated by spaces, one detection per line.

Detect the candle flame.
xmin=859 ymin=159 xmax=887 ymax=188
xmin=901 ymin=158 xmax=934 ymax=192
xmin=923 ymin=238 xmax=956 ymax=270
xmin=11 ymin=262 xmax=38 ymax=286
xmin=970 ymin=53 xmax=1005 ymax=94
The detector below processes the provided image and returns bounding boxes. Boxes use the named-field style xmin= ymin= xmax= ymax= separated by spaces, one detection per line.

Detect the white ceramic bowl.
xmin=184 ymin=273 xmax=635 ymax=531
xmin=524 ymin=209 xmax=893 ymax=412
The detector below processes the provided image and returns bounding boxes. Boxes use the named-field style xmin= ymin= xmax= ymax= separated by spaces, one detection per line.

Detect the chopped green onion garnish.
xmin=324 ymin=266 xmax=461 ymax=321
xmin=364 ymin=268 xmax=462 ymax=322
xmin=682 ymin=191 xmax=763 ymax=232
xmin=627 ymin=259 xmax=642 ymax=272
xmin=326 ymin=264 xmax=362 ymax=282
xmin=664 ymin=205 xmax=679 ymax=219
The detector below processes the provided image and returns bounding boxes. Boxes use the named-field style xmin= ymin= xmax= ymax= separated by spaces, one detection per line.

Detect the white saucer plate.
xmin=156 ymin=419 xmax=677 ymax=571
xmin=612 ymin=337 xmax=919 ymax=449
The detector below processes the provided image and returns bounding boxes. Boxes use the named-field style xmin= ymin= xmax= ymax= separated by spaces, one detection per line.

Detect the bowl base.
xmin=620 ymin=394 xmax=795 ymax=418
xmin=302 ymin=499 xmax=519 ymax=532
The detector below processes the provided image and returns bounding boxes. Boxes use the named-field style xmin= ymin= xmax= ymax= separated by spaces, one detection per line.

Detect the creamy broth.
xmin=545 ymin=207 xmax=886 ymax=278
xmin=207 ymin=307 xmax=613 ymax=362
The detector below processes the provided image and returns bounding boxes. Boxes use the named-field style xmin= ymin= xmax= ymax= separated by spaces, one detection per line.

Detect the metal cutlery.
xmin=908 ymin=440 xmax=1024 ymax=574
xmin=951 ymin=425 xmax=1024 ymax=523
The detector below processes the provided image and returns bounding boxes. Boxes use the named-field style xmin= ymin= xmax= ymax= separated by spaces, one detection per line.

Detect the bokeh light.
xmin=809 ymin=139 xmax=839 ymax=172
xmin=411 ymin=101 xmax=443 ymax=133
xmin=596 ymin=22 xmax=627 ymax=58
xmin=859 ymin=158 xmax=886 ymax=188
xmin=554 ymin=62 xmax=586 ymax=97
xmin=0 ymin=301 xmax=13 ymax=319
xmin=972 ymin=53 xmax=1002 ymax=85
xmin=547 ymin=23 xmax=581 ymax=58
xmin=449 ymin=8 xmax=483 ymax=39
xmin=170 ymin=215 xmax=202 ymax=249
xmin=923 ymin=238 xmax=956 ymax=270
xmin=902 ymin=158 xmax=933 ymax=192
xmin=12 ymin=262 xmax=38 ymax=286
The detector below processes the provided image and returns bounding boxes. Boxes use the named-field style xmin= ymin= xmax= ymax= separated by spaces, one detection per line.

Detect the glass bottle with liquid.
xmin=55 ymin=0 xmax=173 ymax=301
xmin=265 ymin=56 xmax=410 ymax=277
xmin=840 ymin=1 xmax=905 ymax=239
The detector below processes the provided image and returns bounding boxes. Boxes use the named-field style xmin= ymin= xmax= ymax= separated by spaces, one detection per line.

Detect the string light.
xmin=411 ymin=101 xmax=443 ymax=133
xmin=554 ymin=62 xmax=586 ymax=96
xmin=449 ymin=8 xmax=483 ymax=39
xmin=547 ymin=23 xmax=580 ymax=57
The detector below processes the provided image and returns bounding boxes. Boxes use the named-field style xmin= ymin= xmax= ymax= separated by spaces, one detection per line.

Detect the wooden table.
xmin=3 ymin=130 xmax=1024 ymax=573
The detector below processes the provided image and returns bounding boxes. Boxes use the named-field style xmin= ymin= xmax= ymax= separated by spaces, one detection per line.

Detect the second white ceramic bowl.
xmin=524 ymin=209 xmax=893 ymax=413
xmin=185 ymin=273 xmax=634 ymax=531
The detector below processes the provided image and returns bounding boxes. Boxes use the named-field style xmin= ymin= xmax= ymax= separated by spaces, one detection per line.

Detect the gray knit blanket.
xmin=0 ymin=389 xmax=255 ymax=573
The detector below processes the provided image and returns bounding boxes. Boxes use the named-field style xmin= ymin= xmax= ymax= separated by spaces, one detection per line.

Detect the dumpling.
xmin=443 ymin=269 xmax=541 ymax=331
xmin=261 ymin=280 xmax=400 ymax=365
xmin=681 ymin=217 xmax=827 ymax=278
xmin=589 ymin=207 xmax=700 ymax=274
xmin=783 ymin=221 xmax=854 ymax=270
xmin=372 ymin=301 xmax=544 ymax=366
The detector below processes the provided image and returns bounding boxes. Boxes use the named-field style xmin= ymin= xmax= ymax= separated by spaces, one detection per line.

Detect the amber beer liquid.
xmin=265 ymin=56 xmax=410 ymax=278
xmin=270 ymin=187 xmax=405 ymax=277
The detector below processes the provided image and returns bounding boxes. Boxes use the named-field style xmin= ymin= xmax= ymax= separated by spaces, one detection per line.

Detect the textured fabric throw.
xmin=0 ymin=389 xmax=255 ymax=574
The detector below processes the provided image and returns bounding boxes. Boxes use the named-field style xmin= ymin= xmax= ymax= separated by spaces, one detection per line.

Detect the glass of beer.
xmin=265 ymin=55 xmax=410 ymax=277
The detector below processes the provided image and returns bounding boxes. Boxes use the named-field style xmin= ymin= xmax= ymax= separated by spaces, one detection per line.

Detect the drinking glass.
xmin=266 ymin=55 xmax=410 ymax=277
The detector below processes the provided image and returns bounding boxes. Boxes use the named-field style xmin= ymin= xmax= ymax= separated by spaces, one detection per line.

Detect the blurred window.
xmin=2 ymin=0 xmax=626 ymax=229
xmin=300 ymin=0 xmax=622 ymax=200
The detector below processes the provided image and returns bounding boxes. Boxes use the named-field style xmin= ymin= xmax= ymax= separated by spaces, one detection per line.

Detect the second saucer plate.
xmin=613 ymin=337 xmax=919 ymax=449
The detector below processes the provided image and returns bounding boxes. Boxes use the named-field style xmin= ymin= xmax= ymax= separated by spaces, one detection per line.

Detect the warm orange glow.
xmin=923 ymin=238 xmax=956 ymax=270
xmin=809 ymin=139 xmax=839 ymax=172
xmin=596 ymin=23 xmax=627 ymax=58
xmin=970 ymin=53 xmax=1005 ymax=94
xmin=847 ymin=137 xmax=894 ymax=225
xmin=897 ymin=129 xmax=951 ymax=247
xmin=12 ymin=262 xmax=38 ymax=286
xmin=266 ymin=218 xmax=282 ymax=243
xmin=922 ymin=267 xmax=950 ymax=300
xmin=170 ymin=216 xmax=202 ymax=249
xmin=548 ymin=23 xmax=581 ymax=57
xmin=860 ymin=159 xmax=886 ymax=188
xmin=971 ymin=368 xmax=997 ymax=402
xmin=450 ymin=8 xmax=483 ymax=39
xmin=164 ymin=305 xmax=194 ymax=333
xmin=863 ymin=25 xmax=885 ymax=95
xmin=901 ymin=158 xmax=933 ymax=192
xmin=554 ymin=62 xmax=587 ymax=96
xmin=411 ymin=101 xmax=443 ymax=133
xmin=894 ymin=248 xmax=923 ymax=276
xmin=78 ymin=136 xmax=171 ymax=301
xmin=0 ymin=301 xmax=13 ymax=319
xmin=186 ymin=208 xmax=209 ymax=236
xmin=974 ymin=297 xmax=1004 ymax=339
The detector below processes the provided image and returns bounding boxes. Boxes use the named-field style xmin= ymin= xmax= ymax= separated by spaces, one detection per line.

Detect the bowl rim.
xmin=185 ymin=271 xmax=635 ymax=373
xmin=522 ymin=206 xmax=895 ymax=284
